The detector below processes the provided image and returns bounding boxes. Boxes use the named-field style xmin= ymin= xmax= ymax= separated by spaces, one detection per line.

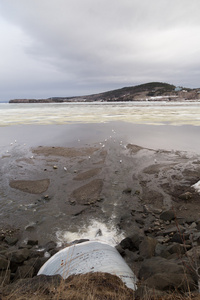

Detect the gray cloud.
xmin=0 ymin=0 xmax=200 ymax=100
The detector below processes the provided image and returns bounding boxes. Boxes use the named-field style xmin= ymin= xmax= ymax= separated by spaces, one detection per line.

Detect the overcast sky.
xmin=0 ymin=0 xmax=200 ymax=101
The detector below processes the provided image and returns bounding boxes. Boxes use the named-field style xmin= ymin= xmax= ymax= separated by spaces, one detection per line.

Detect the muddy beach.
xmin=1 ymin=124 xmax=200 ymax=245
xmin=1 ymin=122 xmax=200 ymax=297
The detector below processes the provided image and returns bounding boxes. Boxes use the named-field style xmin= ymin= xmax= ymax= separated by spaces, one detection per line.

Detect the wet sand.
xmin=1 ymin=122 xmax=200 ymax=245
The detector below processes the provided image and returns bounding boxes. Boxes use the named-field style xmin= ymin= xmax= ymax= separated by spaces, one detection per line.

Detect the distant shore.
xmin=8 ymin=81 xmax=200 ymax=103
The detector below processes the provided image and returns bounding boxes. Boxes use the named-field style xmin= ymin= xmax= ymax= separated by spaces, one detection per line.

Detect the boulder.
xmin=143 ymin=272 xmax=196 ymax=292
xmin=7 ymin=248 xmax=30 ymax=264
xmin=14 ymin=265 xmax=35 ymax=280
xmin=27 ymin=240 xmax=38 ymax=246
xmin=135 ymin=217 xmax=145 ymax=225
xmin=179 ymin=192 xmax=193 ymax=200
xmin=24 ymin=257 xmax=48 ymax=276
xmin=120 ymin=237 xmax=136 ymax=251
xmin=124 ymin=249 xmax=141 ymax=265
xmin=138 ymin=257 xmax=186 ymax=280
xmin=115 ymin=244 xmax=125 ymax=256
xmin=160 ymin=210 xmax=175 ymax=221
xmin=42 ymin=241 xmax=57 ymax=252
xmin=139 ymin=236 xmax=158 ymax=258
xmin=170 ymin=232 xmax=185 ymax=244
xmin=167 ymin=243 xmax=188 ymax=255
xmin=0 ymin=255 xmax=10 ymax=270
xmin=186 ymin=246 xmax=200 ymax=260
xmin=129 ymin=233 xmax=142 ymax=250
xmin=155 ymin=243 xmax=170 ymax=258
xmin=4 ymin=235 xmax=19 ymax=246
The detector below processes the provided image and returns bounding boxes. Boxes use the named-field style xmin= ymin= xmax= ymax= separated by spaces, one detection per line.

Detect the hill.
xmin=9 ymin=82 xmax=200 ymax=103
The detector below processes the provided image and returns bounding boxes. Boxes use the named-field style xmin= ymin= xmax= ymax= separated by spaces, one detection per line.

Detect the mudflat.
xmin=1 ymin=135 xmax=200 ymax=245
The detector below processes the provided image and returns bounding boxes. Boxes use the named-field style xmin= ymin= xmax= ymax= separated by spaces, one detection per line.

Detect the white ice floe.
xmin=192 ymin=180 xmax=200 ymax=193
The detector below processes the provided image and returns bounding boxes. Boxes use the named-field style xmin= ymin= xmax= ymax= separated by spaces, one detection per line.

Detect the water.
xmin=1 ymin=101 xmax=200 ymax=245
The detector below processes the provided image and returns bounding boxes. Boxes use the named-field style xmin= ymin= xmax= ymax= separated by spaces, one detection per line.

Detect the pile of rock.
xmin=0 ymin=228 xmax=58 ymax=288
xmin=116 ymin=208 xmax=200 ymax=298
xmin=1 ymin=207 xmax=200 ymax=298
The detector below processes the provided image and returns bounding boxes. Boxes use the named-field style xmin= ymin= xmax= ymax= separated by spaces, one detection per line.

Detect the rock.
xmin=27 ymin=240 xmax=38 ymax=246
xmin=143 ymin=272 xmax=196 ymax=292
xmin=153 ymin=220 xmax=161 ymax=226
xmin=143 ymin=205 xmax=150 ymax=213
xmin=71 ymin=239 xmax=89 ymax=245
xmin=0 ymin=270 xmax=11 ymax=286
xmin=138 ymin=257 xmax=187 ymax=281
xmin=135 ymin=217 xmax=145 ymax=225
xmin=139 ymin=236 xmax=158 ymax=258
xmin=122 ymin=188 xmax=132 ymax=194
xmin=4 ymin=236 xmax=19 ymax=246
xmin=152 ymin=208 xmax=163 ymax=214
xmin=161 ymin=226 xmax=184 ymax=236
xmin=167 ymin=243 xmax=188 ymax=255
xmin=189 ymin=222 xmax=197 ymax=229
xmin=186 ymin=246 xmax=200 ymax=260
xmin=95 ymin=229 xmax=102 ymax=237
xmin=129 ymin=233 xmax=142 ymax=250
xmin=14 ymin=265 xmax=35 ymax=280
xmin=43 ymin=241 xmax=57 ymax=252
xmin=0 ymin=255 xmax=10 ymax=269
xmin=185 ymin=216 xmax=198 ymax=224
xmin=7 ymin=248 xmax=30 ymax=264
xmin=124 ymin=249 xmax=140 ymax=265
xmin=155 ymin=244 xmax=170 ymax=258
xmin=24 ymin=257 xmax=48 ymax=276
xmin=179 ymin=191 xmax=193 ymax=200
xmin=191 ymin=232 xmax=200 ymax=242
xmin=170 ymin=232 xmax=185 ymax=244
xmin=160 ymin=210 xmax=175 ymax=221
xmin=115 ymin=244 xmax=125 ymax=256
xmin=118 ymin=214 xmax=140 ymax=233
xmin=196 ymin=222 xmax=200 ymax=231
xmin=120 ymin=237 xmax=136 ymax=251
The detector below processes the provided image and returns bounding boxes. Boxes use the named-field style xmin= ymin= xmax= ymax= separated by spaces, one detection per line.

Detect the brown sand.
xmin=71 ymin=179 xmax=103 ymax=205
xmin=73 ymin=167 xmax=102 ymax=181
xmin=32 ymin=146 xmax=99 ymax=157
xmin=9 ymin=179 xmax=50 ymax=194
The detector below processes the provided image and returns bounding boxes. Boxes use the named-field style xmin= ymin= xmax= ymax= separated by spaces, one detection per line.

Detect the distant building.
xmin=175 ymin=86 xmax=183 ymax=92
